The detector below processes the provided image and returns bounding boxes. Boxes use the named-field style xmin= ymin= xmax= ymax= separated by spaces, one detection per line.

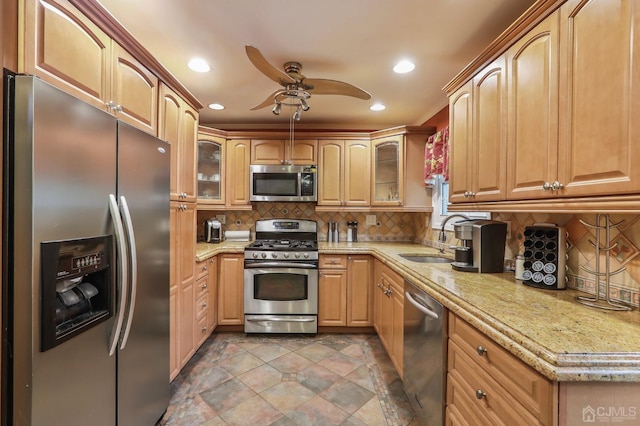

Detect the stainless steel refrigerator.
xmin=2 ymin=74 xmax=170 ymax=425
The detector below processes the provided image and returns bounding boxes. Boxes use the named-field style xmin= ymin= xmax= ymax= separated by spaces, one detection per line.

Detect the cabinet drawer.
xmin=196 ymin=314 xmax=208 ymax=347
xmin=319 ymin=255 xmax=347 ymax=269
xmin=196 ymin=261 xmax=209 ymax=279
xmin=195 ymin=292 xmax=209 ymax=319
xmin=195 ymin=275 xmax=209 ymax=299
xmin=448 ymin=340 xmax=539 ymax=425
xmin=449 ymin=314 xmax=552 ymax=424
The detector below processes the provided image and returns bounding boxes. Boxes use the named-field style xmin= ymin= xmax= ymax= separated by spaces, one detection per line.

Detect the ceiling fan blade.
xmin=250 ymin=90 xmax=280 ymax=110
xmin=245 ymin=45 xmax=296 ymax=86
xmin=304 ymin=78 xmax=371 ymax=100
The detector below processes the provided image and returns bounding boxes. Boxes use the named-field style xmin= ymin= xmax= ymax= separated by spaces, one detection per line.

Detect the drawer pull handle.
xmin=475 ymin=389 xmax=487 ymax=400
xmin=476 ymin=345 xmax=488 ymax=356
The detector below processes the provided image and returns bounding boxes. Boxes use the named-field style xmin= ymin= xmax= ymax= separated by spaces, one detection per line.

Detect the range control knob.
xmin=252 ymin=252 xmax=258 ymax=259
xmin=283 ymin=253 xmax=290 ymax=258
xmin=294 ymin=253 xmax=301 ymax=259
xmin=303 ymin=253 xmax=309 ymax=259
xmin=271 ymin=253 xmax=278 ymax=259
xmin=261 ymin=253 xmax=267 ymax=259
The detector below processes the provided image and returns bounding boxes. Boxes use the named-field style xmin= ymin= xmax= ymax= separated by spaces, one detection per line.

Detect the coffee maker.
xmin=451 ymin=219 xmax=507 ymax=273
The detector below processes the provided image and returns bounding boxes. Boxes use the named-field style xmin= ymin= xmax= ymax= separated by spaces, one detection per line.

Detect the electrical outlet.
xmin=216 ymin=214 xmax=226 ymax=224
xmin=365 ymin=214 xmax=377 ymax=226
xmin=505 ymin=220 xmax=512 ymax=239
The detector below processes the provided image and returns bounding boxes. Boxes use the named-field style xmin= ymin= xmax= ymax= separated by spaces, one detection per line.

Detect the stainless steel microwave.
xmin=249 ymin=164 xmax=317 ymax=202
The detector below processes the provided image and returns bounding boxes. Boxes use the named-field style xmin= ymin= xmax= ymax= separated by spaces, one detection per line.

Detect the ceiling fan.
xmin=245 ymin=45 xmax=371 ymax=117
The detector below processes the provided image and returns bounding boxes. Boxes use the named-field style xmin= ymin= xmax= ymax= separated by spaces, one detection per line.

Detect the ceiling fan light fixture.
xmin=187 ymin=58 xmax=211 ymax=73
xmin=300 ymin=98 xmax=310 ymax=111
xmin=293 ymin=108 xmax=302 ymax=121
xmin=393 ymin=60 xmax=415 ymax=74
xmin=370 ymin=103 xmax=386 ymax=111
xmin=272 ymin=102 xmax=282 ymax=115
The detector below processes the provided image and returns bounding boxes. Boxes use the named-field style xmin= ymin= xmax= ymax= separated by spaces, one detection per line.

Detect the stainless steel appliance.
xmin=249 ymin=164 xmax=317 ymax=202
xmin=451 ymin=219 xmax=508 ymax=273
xmin=244 ymin=219 xmax=318 ymax=333
xmin=2 ymin=75 xmax=170 ymax=425
xmin=403 ymin=280 xmax=447 ymax=426
xmin=205 ymin=218 xmax=223 ymax=243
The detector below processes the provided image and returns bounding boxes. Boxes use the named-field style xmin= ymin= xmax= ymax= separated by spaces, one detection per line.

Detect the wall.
xmin=421 ymin=106 xmax=449 ymax=132
xmin=425 ymin=212 xmax=640 ymax=309
xmin=197 ymin=204 xmax=428 ymax=243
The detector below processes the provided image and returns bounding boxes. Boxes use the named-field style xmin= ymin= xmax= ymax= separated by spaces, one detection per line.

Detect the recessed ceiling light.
xmin=370 ymin=103 xmax=386 ymax=111
xmin=393 ymin=60 xmax=415 ymax=74
xmin=188 ymin=58 xmax=211 ymax=73
xmin=208 ymin=103 xmax=225 ymax=110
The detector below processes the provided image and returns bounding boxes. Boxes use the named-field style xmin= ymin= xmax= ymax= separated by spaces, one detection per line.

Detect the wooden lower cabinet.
xmin=372 ymin=259 xmax=404 ymax=377
xmin=207 ymin=256 xmax=218 ymax=331
xmin=169 ymin=284 xmax=179 ymax=380
xmin=179 ymin=279 xmax=195 ymax=366
xmin=346 ymin=256 xmax=373 ymax=326
xmin=218 ymin=254 xmax=244 ymax=325
xmin=318 ymin=255 xmax=372 ymax=327
xmin=446 ymin=313 xmax=554 ymax=425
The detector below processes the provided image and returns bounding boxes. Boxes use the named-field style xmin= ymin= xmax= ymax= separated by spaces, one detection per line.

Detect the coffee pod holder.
xmin=576 ymin=214 xmax=632 ymax=311
xmin=521 ymin=223 xmax=567 ymax=289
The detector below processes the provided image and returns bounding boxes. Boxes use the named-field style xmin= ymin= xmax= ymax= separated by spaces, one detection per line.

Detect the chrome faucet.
xmin=438 ymin=214 xmax=472 ymax=248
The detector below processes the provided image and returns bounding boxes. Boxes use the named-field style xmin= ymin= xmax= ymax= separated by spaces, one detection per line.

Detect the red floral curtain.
xmin=424 ymin=126 xmax=449 ymax=186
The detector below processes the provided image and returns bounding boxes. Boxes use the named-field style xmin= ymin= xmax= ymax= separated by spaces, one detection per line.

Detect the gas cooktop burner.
xmin=247 ymin=239 xmax=317 ymax=251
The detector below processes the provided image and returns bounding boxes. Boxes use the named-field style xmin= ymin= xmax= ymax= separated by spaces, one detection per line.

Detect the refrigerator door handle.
xmin=118 ymin=196 xmax=137 ymax=350
xmin=108 ymin=194 xmax=129 ymax=356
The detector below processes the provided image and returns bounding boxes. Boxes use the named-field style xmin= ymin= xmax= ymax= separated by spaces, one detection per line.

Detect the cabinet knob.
xmin=475 ymin=389 xmax=487 ymax=400
xmin=201 ymin=283 xmax=208 ymax=289
xmin=201 ymin=326 xmax=207 ymax=333
xmin=542 ymin=181 xmax=552 ymax=191
xmin=551 ymin=180 xmax=564 ymax=191
xmin=202 ymin=302 xmax=208 ymax=307
xmin=202 ymin=266 xmax=208 ymax=272
xmin=106 ymin=100 xmax=116 ymax=110
xmin=476 ymin=345 xmax=488 ymax=356
xmin=115 ymin=104 xmax=123 ymax=113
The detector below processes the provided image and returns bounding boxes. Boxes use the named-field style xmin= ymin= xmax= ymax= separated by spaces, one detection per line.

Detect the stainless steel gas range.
xmin=244 ymin=219 xmax=318 ymax=334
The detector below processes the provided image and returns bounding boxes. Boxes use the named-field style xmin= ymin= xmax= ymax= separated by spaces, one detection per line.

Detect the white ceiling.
xmin=97 ymin=0 xmax=536 ymax=131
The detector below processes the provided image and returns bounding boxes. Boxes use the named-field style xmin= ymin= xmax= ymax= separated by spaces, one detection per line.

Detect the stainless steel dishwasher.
xmin=403 ymin=280 xmax=447 ymax=426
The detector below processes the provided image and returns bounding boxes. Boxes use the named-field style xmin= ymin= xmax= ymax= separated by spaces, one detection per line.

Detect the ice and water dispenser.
xmin=40 ymin=236 xmax=113 ymax=351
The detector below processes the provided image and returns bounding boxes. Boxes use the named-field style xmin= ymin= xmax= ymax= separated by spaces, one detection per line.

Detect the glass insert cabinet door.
xmin=197 ymin=139 xmax=223 ymax=202
xmin=372 ymin=140 xmax=402 ymax=204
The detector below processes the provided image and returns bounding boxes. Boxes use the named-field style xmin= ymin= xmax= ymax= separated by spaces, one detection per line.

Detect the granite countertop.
xmin=195 ymin=241 xmax=640 ymax=382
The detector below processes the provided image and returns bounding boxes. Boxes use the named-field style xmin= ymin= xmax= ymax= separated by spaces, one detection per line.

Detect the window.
xmin=430 ymin=175 xmax=490 ymax=230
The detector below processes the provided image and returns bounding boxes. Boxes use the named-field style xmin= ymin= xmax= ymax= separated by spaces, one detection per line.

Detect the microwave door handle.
xmin=108 ymin=194 xmax=128 ymax=356
xmin=118 ymin=196 xmax=137 ymax=351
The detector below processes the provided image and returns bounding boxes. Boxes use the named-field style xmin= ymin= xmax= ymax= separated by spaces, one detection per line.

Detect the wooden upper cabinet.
xmin=472 ymin=55 xmax=507 ymax=202
xmin=24 ymin=0 xmax=111 ymax=109
xmin=506 ymin=11 xmax=560 ymax=200
xmin=225 ymin=140 xmax=251 ymax=208
xmin=344 ymin=140 xmax=371 ymax=206
xmin=557 ymin=0 xmax=640 ymax=197
xmin=159 ymin=83 xmax=198 ymax=202
xmin=317 ymin=140 xmax=343 ymax=206
xmin=317 ymin=139 xmax=370 ymax=207
xmin=23 ymin=0 xmax=159 ymax=134
xmin=449 ymin=81 xmax=474 ymax=204
xmin=197 ymin=134 xmax=225 ymax=205
xmin=111 ymin=43 xmax=158 ymax=135
xmin=250 ymin=139 xmax=317 ymax=164
xmin=371 ymin=138 xmax=403 ymax=206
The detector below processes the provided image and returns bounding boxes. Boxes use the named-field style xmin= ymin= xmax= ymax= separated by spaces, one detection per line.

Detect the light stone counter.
xmin=195 ymin=241 xmax=640 ymax=382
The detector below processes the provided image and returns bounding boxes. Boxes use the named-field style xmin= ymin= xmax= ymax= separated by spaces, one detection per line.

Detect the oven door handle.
xmin=244 ymin=262 xmax=318 ymax=269
xmin=246 ymin=317 xmax=316 ymax=323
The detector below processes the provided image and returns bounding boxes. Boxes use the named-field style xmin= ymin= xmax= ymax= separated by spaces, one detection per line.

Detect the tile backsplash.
xmin=495 ymin=212 xmax=640 ymax=309
xmin=197 ymin=206 xmax=640 ymax=308
xmin=197 ymin=203 xmax=428 ymax=243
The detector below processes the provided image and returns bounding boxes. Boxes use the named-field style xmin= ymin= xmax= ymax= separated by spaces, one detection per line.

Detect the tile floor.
xmin=160 ymin=333 xmax=417 ymax=425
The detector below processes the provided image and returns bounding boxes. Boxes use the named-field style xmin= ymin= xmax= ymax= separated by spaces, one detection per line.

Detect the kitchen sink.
xmin=399 ymin=254 xmax=453 ymax=263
